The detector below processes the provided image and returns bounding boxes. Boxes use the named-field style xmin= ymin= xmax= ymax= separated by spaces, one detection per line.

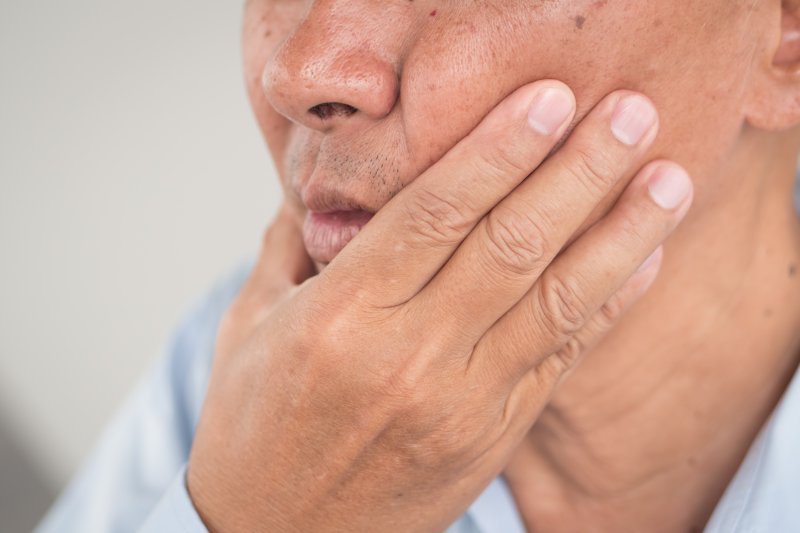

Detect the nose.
xmin=263 ymin=8 xmax=400 ymax=131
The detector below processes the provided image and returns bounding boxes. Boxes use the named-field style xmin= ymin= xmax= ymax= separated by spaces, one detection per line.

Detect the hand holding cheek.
xmin=187 ymin=80 xmax=693 ymax=533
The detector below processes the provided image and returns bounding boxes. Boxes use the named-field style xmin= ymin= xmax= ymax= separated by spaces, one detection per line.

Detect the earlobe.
xmin=745 ymin=1 xmax=800 ymax=131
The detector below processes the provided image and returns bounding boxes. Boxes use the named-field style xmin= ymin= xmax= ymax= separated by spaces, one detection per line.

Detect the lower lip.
xmin=303 ymin=210 xmax=374 ymax=263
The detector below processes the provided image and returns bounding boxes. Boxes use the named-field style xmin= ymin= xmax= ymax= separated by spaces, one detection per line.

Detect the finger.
xmin=242 ymin=204 xmax=315 ymax=305
xmin=472 ymin=160 xmax=693 ymax=388
xmin=416 ymin=91 xmax=659 ymax=346
xmin=535 ymin=245 xmax=662 ymax=384
xmin=494 ymin=249 xmax=662 ymax=445
xmin=326 ymin=80 xmax=577 ymax=306
xmin=217 ymin=204 xmax=314 ymax=356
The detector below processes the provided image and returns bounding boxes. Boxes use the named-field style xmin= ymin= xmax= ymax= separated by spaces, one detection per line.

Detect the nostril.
xmin=309 ymin=102 xmax=358 ymax=120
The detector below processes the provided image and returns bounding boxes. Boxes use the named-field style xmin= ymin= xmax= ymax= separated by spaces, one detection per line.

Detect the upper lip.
xmin=299 ymin=174 xmax=375 ymax=215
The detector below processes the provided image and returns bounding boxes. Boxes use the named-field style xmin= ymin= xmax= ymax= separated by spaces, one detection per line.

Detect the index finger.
xmin=324 ymin=80 xmax=576 ymax=306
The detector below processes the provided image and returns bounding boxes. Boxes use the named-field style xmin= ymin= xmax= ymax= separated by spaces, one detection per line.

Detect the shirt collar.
xmin=465 ymin=475 xmax=526 ymax=533
xmin=464 ymin=365 xmax=800 ymax=533
xmin=705 ymin=363 xmax=800 ymax=532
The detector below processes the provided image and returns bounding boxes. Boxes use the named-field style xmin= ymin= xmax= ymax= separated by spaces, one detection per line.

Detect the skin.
xmin=188 ymin=0 xmax=800 ymax=531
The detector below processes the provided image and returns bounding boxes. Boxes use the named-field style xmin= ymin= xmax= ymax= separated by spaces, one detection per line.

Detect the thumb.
xmin=217 ymin=205 xmax=314 ymax=356
xmin=252 ymin=203 xmax=315 ymax=294
xmin=215 ymin=205 xmax=312 ymax=361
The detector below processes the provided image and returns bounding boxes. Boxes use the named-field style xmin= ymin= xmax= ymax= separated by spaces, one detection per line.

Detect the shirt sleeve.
xmin=137 ymin=466 xmax=207 ymax=533
xmin=35 ymin=263 xmax=251 ymax=533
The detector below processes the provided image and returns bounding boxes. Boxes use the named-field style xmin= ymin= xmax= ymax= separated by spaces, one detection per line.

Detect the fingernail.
xmin=648 ymin=165 xmax=692 ymax=210
xmin=610 ymin=94 xmax=657 ymax=146
xmin=527 ymin=87 xmax=574 ymax=135
xmin=636 ymin=246 xmax=663 ymax=274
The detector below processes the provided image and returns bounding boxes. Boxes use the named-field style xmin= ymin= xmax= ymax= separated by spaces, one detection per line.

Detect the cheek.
xmin=399 ymin=4 xmax=637 ymax=182
xmin=400 ymin=11 xmax=564 ymax=176
xmin=400 ymin=2 xmax=753 ymax=203
xmin=242 ymin=1 xmax=300 ymax=180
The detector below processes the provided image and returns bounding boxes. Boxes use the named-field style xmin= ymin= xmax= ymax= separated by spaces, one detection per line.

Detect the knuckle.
xmin=403 ymin=188 xmax=473 ymax=246
xmin=470 ymin=134 xmax=532 ymax=180
xmin=305 ymin=314 xmax=351 ymax=362
xmin=216 ymin=294 xmax=264 ymax=346
xmin=483 ymin=207 xmax=549 ymax=275
xmin=376 ymin=356 xmax=494 ymax=468
xmin=614 ymin=203 xmax=655 ymax=249
xmin=399 ymin=410 xmax=494 ymax=470
xmin=382 ymin=365 xmax=427 ymax=409
xmin=537 ymin=273 xmax=592 ymax=340
xmin=598 ymin=291 xmax=627 ymax=327
xmin=543 ymin=337 xmax=584 ymax=377
xmin=301 ymin=298 xmax=373 ymax=356
xmin=215 ymin=308 xmax=240 ymax=346
xmin=425 ymin=423 xmax=471 ymax=460
xmin=373 ymin=340 xmax=440 ymax=411
xmin=564 ymin=144 xmax=619 ymax=195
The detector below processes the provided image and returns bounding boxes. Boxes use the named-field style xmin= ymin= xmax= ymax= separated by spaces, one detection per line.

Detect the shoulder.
xmin=33 ymin=261 xmax=255 ymax=533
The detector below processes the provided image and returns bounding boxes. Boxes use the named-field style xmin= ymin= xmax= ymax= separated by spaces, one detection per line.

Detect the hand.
xmin=187 ymin=80 xmax=693 ymax=532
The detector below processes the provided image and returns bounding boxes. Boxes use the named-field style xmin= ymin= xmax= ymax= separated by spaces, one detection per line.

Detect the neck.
xmin=504 ymin=130 xmax=800 ymax=532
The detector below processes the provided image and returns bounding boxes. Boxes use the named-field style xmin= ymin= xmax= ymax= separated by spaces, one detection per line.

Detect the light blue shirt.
xmin=36 ymin=183 xmax=800 ymax=532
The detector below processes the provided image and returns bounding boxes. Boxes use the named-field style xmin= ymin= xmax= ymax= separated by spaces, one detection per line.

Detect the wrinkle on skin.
xmin=241 ymin=0 xmax=800 ymax=529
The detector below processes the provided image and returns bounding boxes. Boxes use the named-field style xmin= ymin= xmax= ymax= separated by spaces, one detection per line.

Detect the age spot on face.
xmin=575 ymin=15 xmax=586 ymax=29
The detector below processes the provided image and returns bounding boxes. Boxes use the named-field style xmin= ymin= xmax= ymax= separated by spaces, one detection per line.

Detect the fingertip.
xmin=530 ymin=79 xmax=575 ymax=102
xmin=500 ymin=79 xmax=576 ymax=136
xmin=624 ymin=245 xmax=663 ymax=300
xmin=636 ymin=245 xmax=664 ymax=275
xmin=609 ymin=92 xmax=660 ymax=147
xmin=636 ymin=161 xmax=695 ymax=208
xmin=527 ymin=82 xmax=577 ymax=136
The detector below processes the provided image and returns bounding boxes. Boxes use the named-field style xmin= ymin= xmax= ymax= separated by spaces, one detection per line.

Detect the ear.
xmin=745 ymin=0 xmax=800 ymax=131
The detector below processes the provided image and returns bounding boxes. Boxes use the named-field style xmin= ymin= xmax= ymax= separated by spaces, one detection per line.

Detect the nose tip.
xmin=264 ymin=38 xmax=399 ymax=130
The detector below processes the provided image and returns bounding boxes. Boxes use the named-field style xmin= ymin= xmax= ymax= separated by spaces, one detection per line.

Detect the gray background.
xmin=2 ymin=2 xmax=800 ymax=533
xmin=0 ymin=2 xmax=280 ymax=530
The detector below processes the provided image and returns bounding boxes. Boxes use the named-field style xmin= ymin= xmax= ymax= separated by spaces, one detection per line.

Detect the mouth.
xmin=296 ymin=159 xmax=381 ymax=264
xmin=303 ymin=209 xmax=375 ymax=263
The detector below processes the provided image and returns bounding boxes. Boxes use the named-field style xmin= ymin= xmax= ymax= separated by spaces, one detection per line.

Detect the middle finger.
xmin=414 ymin=90 xmax=659 ymax=346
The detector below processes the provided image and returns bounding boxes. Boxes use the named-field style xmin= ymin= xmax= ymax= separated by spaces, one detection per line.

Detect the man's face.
xmin=242 ymin=0 xmax=764 ymax=266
